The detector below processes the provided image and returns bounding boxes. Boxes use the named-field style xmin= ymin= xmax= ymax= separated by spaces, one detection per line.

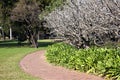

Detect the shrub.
xmin=46 ymin=43 xmax=120 ymax=80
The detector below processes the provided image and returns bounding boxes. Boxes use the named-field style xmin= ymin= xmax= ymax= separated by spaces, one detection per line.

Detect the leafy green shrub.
xmin=46 ymin=43 xmax=120 ymax=80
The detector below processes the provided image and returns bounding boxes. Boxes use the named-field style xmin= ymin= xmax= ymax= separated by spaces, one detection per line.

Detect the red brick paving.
xmin=20 ymin=50 xmax=104 ymax=80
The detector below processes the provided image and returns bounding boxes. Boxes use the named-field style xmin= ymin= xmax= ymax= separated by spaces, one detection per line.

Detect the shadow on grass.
xmin=0 ymin=40 xmax=55 ymax=48
xmin=0 ymin=40 xmax=15 ymax=43
xmin=0 ymin=40 xmax=28 ymax=48
xmin=38 ymin=42 xmax=54 ymax=48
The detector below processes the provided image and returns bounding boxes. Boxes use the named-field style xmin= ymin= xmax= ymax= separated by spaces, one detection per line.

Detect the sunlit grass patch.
xmin=0 ymin=39 xmax=54 ymax=80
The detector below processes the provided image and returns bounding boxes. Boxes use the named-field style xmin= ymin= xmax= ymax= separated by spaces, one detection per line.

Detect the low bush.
xmin=46 ymin=43 xmax=120 ymax=80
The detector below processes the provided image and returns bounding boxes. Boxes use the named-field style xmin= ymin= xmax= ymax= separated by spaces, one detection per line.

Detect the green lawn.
xmin=0 ymin=39 xmax=54 ymax=80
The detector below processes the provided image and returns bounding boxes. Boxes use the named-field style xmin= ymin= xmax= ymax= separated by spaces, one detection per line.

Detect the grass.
xmin=0 ymin=39 xmax=54 ymax=80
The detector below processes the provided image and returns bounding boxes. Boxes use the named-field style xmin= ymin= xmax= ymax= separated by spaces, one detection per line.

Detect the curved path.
xmin=20 ymin=50 xmax=104 ymax=80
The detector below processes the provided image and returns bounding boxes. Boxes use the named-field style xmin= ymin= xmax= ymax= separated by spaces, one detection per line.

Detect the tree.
xmin=45 ymin=0 xmax=120 ymax=48
xmin=11 ymin=0 xmax=41 ymax=48
xmin=0 ymin=0 xmax=18 ymax=40
xmin=11 ymin=0 xmax=65 ymax=47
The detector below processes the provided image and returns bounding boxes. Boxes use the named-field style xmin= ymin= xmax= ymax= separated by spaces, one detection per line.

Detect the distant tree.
xmin=11 ymin=0 xmax=41 ymax=48
xmin=39 ymin=0 xmax=66 ymax=19
xmin=0 ymin=0 xmax=18 ymax=40
xmin=45 ymin=0 xmax=120 ymax=48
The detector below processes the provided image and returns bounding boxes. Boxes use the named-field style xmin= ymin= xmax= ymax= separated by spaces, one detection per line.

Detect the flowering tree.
xmin=45 ymin=0 xmax=120 ymax=48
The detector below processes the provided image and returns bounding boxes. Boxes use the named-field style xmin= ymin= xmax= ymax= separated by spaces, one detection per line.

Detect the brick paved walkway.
xmin=20 ymin=50 xmax=104 ymax=80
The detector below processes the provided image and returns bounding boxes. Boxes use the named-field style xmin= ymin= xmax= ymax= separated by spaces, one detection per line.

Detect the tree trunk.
xmin=37 ymin=31 xmax=40 ymax=40
xmin=31 ymin=34 xmax=38 ymax=48
xmin=10 ymin=26 xmax=12 ymax=40
xmin=2 ymin=29 xmax=5 ymax=41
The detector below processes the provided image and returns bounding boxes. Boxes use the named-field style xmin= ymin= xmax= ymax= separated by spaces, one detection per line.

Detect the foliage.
xmin=0 ymin=0 xmax=18 ymax=39
xmin=0 ymin=0 xmax=18 ymax=26
xmin=0 ymin=0 xmax=65 ymax=47
xmin=46 ymin=43 xmax=120 ymax=80
xmin=10 ymin=0 xmax=65 ymax=47
xmin=45 ymin=0 xmax=120 ymax=48
xmin=39 ymin=0 xmax=66 ymax=19
xmin=11 ymin=0 xmax=41 ymax=48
